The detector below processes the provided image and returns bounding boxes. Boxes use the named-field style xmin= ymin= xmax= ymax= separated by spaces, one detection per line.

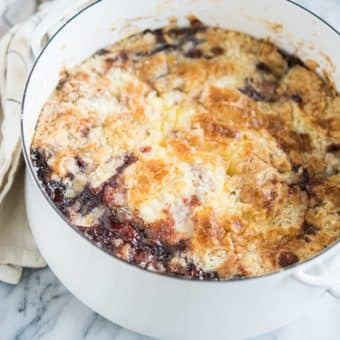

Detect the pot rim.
xmin=21 ymin=0 xmax=340 ymax=284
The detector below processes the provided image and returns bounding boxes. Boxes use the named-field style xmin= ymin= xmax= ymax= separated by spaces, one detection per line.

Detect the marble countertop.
xmin=0 ymin=0 xmax=340 ymax=339
xmin=0 ymin=267 xmax=340 ymax=340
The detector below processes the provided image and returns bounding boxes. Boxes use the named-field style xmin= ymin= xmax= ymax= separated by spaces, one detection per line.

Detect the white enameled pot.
xmin=21 ymin=0 xmax=340 ymax=339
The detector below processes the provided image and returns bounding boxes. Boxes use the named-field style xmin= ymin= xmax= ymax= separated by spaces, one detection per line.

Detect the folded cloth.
xmin=0 ymin=0 xmax=92 ymax=284
xmin=0 ymin=0 xmax=48 ymax=284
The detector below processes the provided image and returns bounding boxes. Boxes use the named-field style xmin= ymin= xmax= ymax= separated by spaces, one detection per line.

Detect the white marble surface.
xmin=0 ymin=0 xmax=340 ymax=339
xmin=0 ymin=268 xmax=151 ymax=340
xmin=0 ymin=269 xmax=340 ymax=340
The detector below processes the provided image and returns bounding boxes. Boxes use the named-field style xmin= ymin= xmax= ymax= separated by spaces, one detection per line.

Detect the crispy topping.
xmin=31 ymin=22 xmax=340 ymax=280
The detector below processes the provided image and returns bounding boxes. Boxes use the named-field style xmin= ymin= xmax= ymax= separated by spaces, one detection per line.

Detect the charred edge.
xmin=104 ymin=51 xmax=129 ymax=64
xmin=56 ymin=75 xmax=70 ymax=91
xmin=302 ymin=221 xmax=320 ymax=235
xmin=96 ymin=48 xmax=110 ymax=56
xmin=167 ymin=25 xmax=206 ymax=37
xmin=150 ymin=43 xmax=178 ymax=55
xmin=297 ymin=221 xmax=319 ymax=242
xmin=298 ymin=168 xmax=310 ymax=191
xmin=256 ymin=62 xmax=272 ymax=73
xmin=278 ymin=251 xmax=299 ymax=267
xmin=119 ymin=51 xmax=129 ymax=62
xmin=239 ymin=77 xmax=279 ymax=102
xmin=188 ymin=16 xmax=205 ymax=28
xmin=143 ymin=28 xmax=167 ymax=44
xmin=139 ymin=28 xmax=207 ymax=59
xmin=327 ymin=143 xmax=340 ymax=153
xmin=179 ymin=33 xmax=207 ymax=58
xmin=135 ymin=43 xmax=178 ymax=58
xmin=292 ymin=164 xmax=301 ymax=173
xmin=281 ymin=131 xmax=312 ymax=156
xmin=291 ymin=166 xmax=313 ymax=192
xmin=291 ymin=94 xmax=303 ymax=105
xmin=297 ymin=133 xmax=312 ymax=152
xmin=278 ymin=48 xmax=305 ymax=68
xmin=185 ymin=48 xmax=203 ymax=59
xmin=105 ymin=52 xmax=129 ymax=66
xmin=240 ymin=83 xmax=266 ymax=101
xmin=210 ymin=46 xmax=225 ymax=56
xmin=296 ymin=234 xmax=311 ymax=242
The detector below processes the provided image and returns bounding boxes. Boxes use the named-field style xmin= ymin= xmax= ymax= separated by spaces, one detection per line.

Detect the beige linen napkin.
xmin=0 ymin=0 xmax=48 ymax=284
xmin=0 ymin=0 xmax=92 ymax=284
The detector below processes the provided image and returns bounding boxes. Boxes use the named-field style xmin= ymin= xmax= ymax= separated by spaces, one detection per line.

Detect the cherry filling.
xmin=31 ymin=150 xmax=71 ymax=213
xmin=240 ymin=50 xmax=306 ymax=103
xmin=30 ymin=148 xmax=218 ymax=279
xmin=135 ymin=23 xmax=226 ymax=61
xmin=75 ymin=187 xmax=102 ymax=216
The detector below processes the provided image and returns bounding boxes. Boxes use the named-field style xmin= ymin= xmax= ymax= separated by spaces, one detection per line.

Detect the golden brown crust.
xmin=31 ymin=23 xmax=340 ymax=279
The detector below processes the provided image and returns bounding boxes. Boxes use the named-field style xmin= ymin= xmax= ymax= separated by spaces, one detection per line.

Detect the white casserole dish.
xmin=21 ymin=0 xmax=340 ymax=338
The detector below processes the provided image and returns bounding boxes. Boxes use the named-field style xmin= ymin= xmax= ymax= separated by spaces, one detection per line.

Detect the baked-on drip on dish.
xmin=31 ymin=19 xmax=340 ymax=280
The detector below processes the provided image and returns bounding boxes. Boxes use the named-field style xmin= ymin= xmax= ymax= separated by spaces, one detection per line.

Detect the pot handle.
xmin=30 ymin=0 xmax=91 ymax=58
xmin=294 ymin=252 xmax=340 ymax=298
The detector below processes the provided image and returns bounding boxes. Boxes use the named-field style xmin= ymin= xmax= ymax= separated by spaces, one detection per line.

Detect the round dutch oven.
xmin=21 ymin=0 xmax=340 ymax=338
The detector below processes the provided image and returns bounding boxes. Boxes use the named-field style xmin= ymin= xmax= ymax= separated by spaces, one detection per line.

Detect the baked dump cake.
xmin=31 ymin=19 xmax=340 ymax=279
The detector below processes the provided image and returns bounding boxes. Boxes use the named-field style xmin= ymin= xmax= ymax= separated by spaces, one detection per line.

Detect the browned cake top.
xmin=31 ymin=21 xmax=340 ymax=279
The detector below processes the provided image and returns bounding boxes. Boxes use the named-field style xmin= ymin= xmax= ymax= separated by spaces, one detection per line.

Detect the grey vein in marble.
xmin=0 ymin=268 xmax=152 ymax=340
